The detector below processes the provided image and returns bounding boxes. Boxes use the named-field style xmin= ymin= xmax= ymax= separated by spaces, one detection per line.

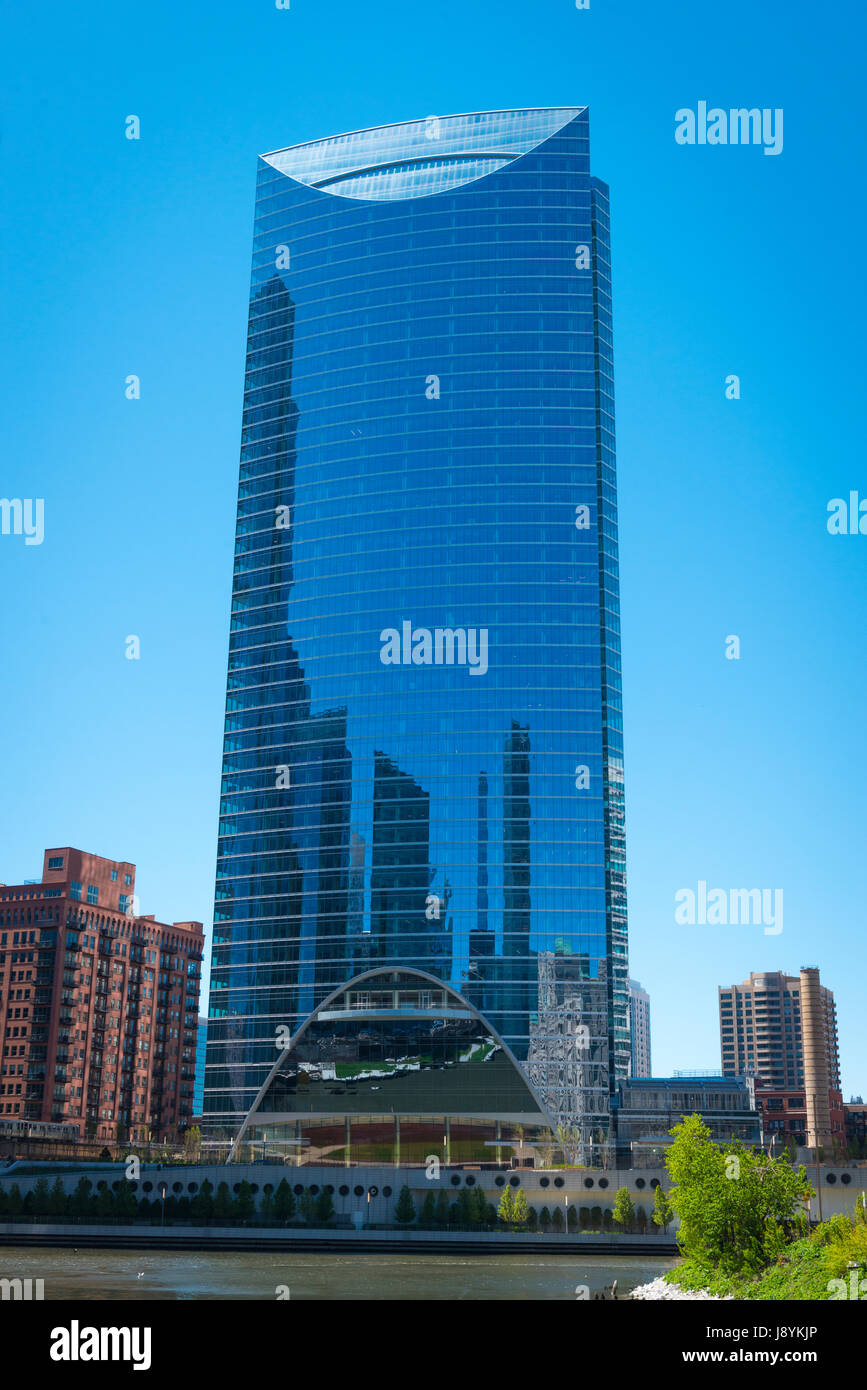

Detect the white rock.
xmin=629 ymin=1275 xmax=732 ymax=1301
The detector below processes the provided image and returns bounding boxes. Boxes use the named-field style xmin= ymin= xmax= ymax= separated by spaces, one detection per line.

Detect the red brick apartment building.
xmin=754 ymin=1081 xmax=846 ymax=1152
xmin=0 ymin=848 xmax=204 ymax=1144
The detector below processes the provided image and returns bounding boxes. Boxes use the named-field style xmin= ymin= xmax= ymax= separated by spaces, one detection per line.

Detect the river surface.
xmin=2 ymin=1248 xmax=676 ymax=1300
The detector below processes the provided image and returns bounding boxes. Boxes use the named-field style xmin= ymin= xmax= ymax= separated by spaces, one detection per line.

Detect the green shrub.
xmin=395 ymin=1185 xmax=415 ymax=1225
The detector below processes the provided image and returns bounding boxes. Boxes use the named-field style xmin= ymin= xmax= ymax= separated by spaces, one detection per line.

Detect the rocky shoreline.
xmin=630 ymin=1275 xmax=731 ymax=1301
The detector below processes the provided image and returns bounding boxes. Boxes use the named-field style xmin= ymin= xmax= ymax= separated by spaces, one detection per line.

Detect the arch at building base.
xmin=229 ymin=967 xmax=559 ymax=1165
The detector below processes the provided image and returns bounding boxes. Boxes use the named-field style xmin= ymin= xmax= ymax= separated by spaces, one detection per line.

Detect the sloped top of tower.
xmin=261 ymin=106 xmax=586 ymax=201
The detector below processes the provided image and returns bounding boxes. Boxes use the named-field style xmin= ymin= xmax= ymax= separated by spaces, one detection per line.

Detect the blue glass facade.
xmin=193 ymin=1017 xmax=207 ymax=1116
xmin=204 ymin=109 xmax=629 ymax=1162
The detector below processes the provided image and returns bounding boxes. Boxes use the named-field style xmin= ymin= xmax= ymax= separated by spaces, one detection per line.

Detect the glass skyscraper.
xmin=204 ymin=108 xmax=629 ymax=1166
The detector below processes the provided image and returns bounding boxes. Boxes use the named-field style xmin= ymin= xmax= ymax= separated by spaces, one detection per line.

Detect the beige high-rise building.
xmin=718 ymin=968 xmax=840 ymax=1091
xmin=629 ymin=979 xmax=652 ymax=1078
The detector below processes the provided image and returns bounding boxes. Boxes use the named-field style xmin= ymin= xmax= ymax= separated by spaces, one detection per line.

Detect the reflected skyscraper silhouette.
xmin=205 ymin=110 xmax=631 ymax=1157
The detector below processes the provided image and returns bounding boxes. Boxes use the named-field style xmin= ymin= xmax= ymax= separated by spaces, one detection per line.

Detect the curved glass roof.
xmin=262 ymin=106 xmax=585 ymax=201
xmin=230 ymin=967 xmax=556 ymax=1153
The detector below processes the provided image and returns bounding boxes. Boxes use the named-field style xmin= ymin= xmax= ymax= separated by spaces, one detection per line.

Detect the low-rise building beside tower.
xmin=0 ymin=848 xmax=203 ymax=1145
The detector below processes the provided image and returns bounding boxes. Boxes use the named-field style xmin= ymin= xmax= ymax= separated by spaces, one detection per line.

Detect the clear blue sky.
xmin=2 ymin=0 xmax=865 ymax=1096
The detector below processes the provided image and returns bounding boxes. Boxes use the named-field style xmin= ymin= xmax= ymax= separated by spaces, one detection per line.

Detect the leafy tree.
xmin=579 ymin=1206 xmax=590 ymax=1230
xmin=526 ymin=1206 xmax=538 ymax=1232
xmin=7 ymin=1184 xmax=24 ymax=1217
xmin=652 ymin=1183 xmax=673 ymax=1234
xmin=552 ymin=1205 xmax=565 ymax=1232
xmin=470 ymin=1187 xmax=487 ymax=1226
xmin=192 ymin=1178 xmax=215 ymax=1221
xmin=395 ymin=1185 xmax=416 ymax=1225
xmin=602 ymin=1208 xmax=613 ymax=1232
xmin=665 ymin=1113 xmax=813 ymax=1276
xmin=183 ymin=1125 xmax=202 ymax=1161
xmin=299 ymin=1191 xmax=316 ymax=1224
xmin=457 ymin=1187 xmax=474 ymax=1225
xmin=236 ymin=1181 xmax=256 ymax=1223
xmin=538 ymin=1204 xmax=551 ymax=1231
xmin=259 ymin=1189 xmax=274 ymax=1224
xmin=635 ymin=1204 xmax=647 ymax=1234
xmin=497 ymin=1187 xmax=515 ymax=1224
xmin=434 ymin=1189 xmax=450 ymax=1225
xmin=214 ymin=1181 xmax=233 ymax=1222
xmin=273 ymin=1179 xmax=295 ymax=1223
xmin=511 ymin=1189 xmax=529 ymax=1227
xmin=115 ymin=1179 xmax=138 ymax=1220
xmin=70 ymin=1177 xmax=92 ymax=1219
xmin=484 ymin=1202 xmax=498 ymax=1227
xmin=612 ymin=1186 xmax=635 ymax=1232
xmin=420 ymin=1191 xmax=436 ymax=1226
xmin=48 ymin=1177 xmax=68 ymax=1219
xmin=31 ymin=1177 xmax=51 ymax=1217
xmin=567 ymin=1204 xmax=578 ymax=1232
xmin=447 ymin=1201 xmax=461 ymax=1226
xmin=315 ymin=1189 xmax=335 ymax=1224
xmin=137 ymin=1197 xmax=152 ymax=1221
xmin=95 ymin=1184 xmax=116 ymax=1220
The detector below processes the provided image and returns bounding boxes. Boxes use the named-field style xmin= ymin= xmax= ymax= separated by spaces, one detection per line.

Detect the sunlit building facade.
xmin=204 ymin=108 xmax=629 ymax=1164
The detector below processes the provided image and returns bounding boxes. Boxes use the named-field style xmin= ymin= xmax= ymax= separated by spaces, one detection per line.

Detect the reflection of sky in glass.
xmin=207 ymin=108 xmax=627 ymax=1152
xmin=264 ymin=107 xmax=584 ymax=198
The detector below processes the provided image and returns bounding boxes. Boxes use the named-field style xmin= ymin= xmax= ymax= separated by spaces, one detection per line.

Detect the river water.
xmin=3 ymin=1248 xmax=676 ymax=1300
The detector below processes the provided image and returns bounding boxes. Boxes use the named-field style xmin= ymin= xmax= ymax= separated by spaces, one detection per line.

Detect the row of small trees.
xmin=0 ymin=1174 xmax=675 ymax=1233
xmin=391 ymin=1182 xmax=674 ymax=1233
xmin=612 ymin=1182 xmax=674 ymax=1234
xmin=0 ymin=1176 xmax=334 ymax=1226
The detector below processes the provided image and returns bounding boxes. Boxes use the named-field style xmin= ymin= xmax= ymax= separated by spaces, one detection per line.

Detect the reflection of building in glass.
xmin=496 ymin=723 xmax=534 ymax=1047
xmin=369 ymin=753 xmax=448 ymax=975
xmin=629 ymin=979 xmax=652 ymax=1077
xmin=204 ymin=109 xmax=631 ymax=1160
xmin=527 ymin=952 xmax=610 ymax=1160
xmin=234 ymin=969 xmax=558 ymax=1166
